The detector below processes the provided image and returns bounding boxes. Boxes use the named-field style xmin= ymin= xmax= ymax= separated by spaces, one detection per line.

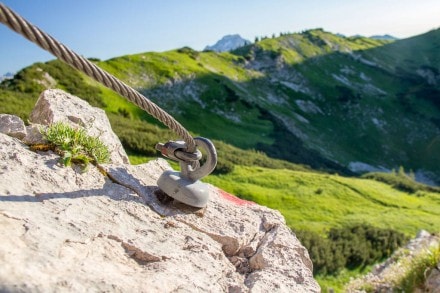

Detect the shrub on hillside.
xmin=108 ymin=113 xmax=175 ymax=156
xmin=213 ymin=159 xmax=235 ymax=174
xmin=108 ymin=114 xmax=309 ymax=174
xmin=296 ymin=230 xmax=345 ymax=275
xmin=177 ymin=47 xmax=199 ymax=60
xmin=296 ymin=224 xmax=407 ymax=275
xmin=2 ymin=66 xmax=45 ymax=94
xmin=214 ymin=140 xmax=309 ymax=173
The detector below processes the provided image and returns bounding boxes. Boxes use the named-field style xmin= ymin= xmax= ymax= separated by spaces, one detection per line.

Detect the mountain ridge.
xmin=369 ymin=34 xmax=399 ymax=41
xmin=1 ymin=28 xmax=439 ymax=183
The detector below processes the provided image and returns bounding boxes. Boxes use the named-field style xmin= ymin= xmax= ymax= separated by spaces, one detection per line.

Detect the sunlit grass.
xmin=316 ymin=266 xmax=374 ymax=293
xmin=204 ymin=165 xmax=440 ymax=235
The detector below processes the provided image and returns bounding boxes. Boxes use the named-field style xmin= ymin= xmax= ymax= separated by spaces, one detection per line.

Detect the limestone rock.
xmin=22 ymin=124 xmax=46 ymax=145
xmin=29 ymin=89 xmax=129 ymax=164
xmin=424 ymin=263 xmax=440 ymax=293
xmin=0 ymin=90 xmax=319 ymax=292
xmin=0 ymin=114 xmax=26 ymax=139
xmin=0 ymin=132 xmax=319 ymax=292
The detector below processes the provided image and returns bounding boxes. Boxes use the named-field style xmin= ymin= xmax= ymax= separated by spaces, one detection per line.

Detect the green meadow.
xmin=204 ymin=165 xmax=440 ymax=236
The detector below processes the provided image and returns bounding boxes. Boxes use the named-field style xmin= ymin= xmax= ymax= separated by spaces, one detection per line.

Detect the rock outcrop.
xmin=0 ymin=114 xmax=26 ymax=140
xmin=424 ymin=264 xmax=440 ymax=293
xmin=0 ymin=89 xmax=319 ymax=292
xmin=29 ymin=89 xmax=129 ymax=165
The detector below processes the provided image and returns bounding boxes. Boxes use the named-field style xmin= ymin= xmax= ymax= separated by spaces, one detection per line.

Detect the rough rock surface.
xmin=0 ymin=114 xmax=26 ymax=139
xmin=29 ymin=89 xmax=129 ymax=164
xmin=0 ymin=90 xmax=319 ymax=292
xmin=424 ymin=263 xmax=440 ymax=293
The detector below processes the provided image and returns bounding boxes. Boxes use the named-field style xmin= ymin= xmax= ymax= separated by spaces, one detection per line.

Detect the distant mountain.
xmin=0 ymin=72 xmax=14 ymax=82
xmin=204 ymin=34 xmax=251 ymax=52
xmin=348 ymin=34 xmax=398 ymax=41
xmin=370 ymin=34 xmax=399 ymax=41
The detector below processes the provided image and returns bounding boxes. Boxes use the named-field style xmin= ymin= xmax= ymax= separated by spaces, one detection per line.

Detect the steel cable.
xmin=0 ymin=3 xmax=197 ymax=152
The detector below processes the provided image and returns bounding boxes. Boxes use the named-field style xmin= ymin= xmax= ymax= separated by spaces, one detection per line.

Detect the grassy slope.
xmin=363 ymin=28 xmax=440 ymax=73
xmin=96 ymin=49 xmax=276 ymax=149
xmin=1 ymin=31 xmax=438 ymax=230
xmin=253 ymin=29 xmax=388 ymax=65
xmin=300 ymin=31 xmax=440 ymax=174
xmin=5 ymin=29 xmax=438 ymax=179
xmin=205 ymin=166 xmax=440 ymax=236
xmin=256 ymin=30 xmax=440 ymax=178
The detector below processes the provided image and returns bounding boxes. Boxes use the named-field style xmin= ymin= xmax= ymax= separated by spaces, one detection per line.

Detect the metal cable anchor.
xmin=155 ymin=141 xmax=202 ymax=162
xmin=155 ymin=137 xmax=217 ymax=208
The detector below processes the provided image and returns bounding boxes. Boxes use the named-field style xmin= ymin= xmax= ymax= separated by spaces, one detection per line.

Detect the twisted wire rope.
xmin=0 ymin=3 xmax=197 ymax=152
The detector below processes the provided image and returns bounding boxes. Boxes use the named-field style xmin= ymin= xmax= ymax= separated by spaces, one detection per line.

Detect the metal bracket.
xmin=156 ymin=137 xmax=217 ymax=208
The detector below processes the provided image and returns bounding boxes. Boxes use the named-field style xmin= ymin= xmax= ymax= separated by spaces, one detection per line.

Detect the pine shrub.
xmin=296 ymin=224 xmax=408 ymax=275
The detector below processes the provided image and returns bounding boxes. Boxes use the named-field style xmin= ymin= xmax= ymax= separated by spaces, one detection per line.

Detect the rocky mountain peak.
xmin=0 ymin=72 xmax=14 ymax=82
xmin=204 ymin=34 xmax=251 ymax=52
xmin=0 ymin=89 xmax=319 ymax=292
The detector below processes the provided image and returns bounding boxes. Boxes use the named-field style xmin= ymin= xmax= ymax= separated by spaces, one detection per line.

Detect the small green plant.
xmin=41 ymin=122 xmax=110 ymax=169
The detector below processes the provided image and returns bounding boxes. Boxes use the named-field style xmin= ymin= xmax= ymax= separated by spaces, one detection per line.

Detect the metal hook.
xmin=180 ymin=137 xmax=217 ymax=181
xmin=156 ymin=137 xmax=217 ymax=208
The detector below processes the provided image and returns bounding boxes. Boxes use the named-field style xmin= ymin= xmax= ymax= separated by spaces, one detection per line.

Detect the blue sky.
xmin=1 ymin=0 xmax=439 ymax=73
